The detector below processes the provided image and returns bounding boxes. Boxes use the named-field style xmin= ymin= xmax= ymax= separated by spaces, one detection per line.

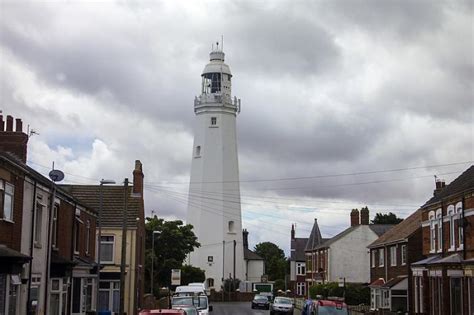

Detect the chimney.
xmin=242 ymin=229 xmax=249 ymax=249
xmin=360 ymin=207 xmax=369 ymax=225
xmin=133 ymin=160 xmax=144 ymax=196
xmin=434 ymin=179 xmax=446 ymax=196
xmin=291 ymin=224 xmax=295 ymax=240
xmin=350 ymin=209 xmax=360 ymax=227
xmin=0 ymin=115 xmax=29 ymax=163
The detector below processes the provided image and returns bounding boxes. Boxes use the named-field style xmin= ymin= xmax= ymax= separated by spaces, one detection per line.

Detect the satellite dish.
xmin=49 ymin=169 xmax=65 ymax=182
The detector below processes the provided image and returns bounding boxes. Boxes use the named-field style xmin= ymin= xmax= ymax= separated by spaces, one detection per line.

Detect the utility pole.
xmin=119 ymin=178 xmax=129 ymax=315
xmin=222 ymin=240 xmax=225 ymax=302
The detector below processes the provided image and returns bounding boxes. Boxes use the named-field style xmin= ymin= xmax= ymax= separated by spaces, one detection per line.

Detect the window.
xmin=74 ymin=219 xmax=80 ymax=254
xmin=382 ymin=289 xmax=390 ymax=308
xmin=52 ymin=204 xmax=59 ymax=249
xmin=448 ymin=205 xmax=455 ymax=250
xmin=371 ymin=250 xmax=376 ymax=268
xmin=207 ymin=256 xmax=213 ymax=263
xmin=456 ymin=202 xmax=463 ymax=249
xmin=306 ymin=254 xmax=312 ymax=272
xmin=401 ymin=245 xmax=407 ymax=265
xmin=211 ymin=117 xmax=217 ymax=125
xmin=34 ymin=201 xmax=44 ymax=245
xmin=84 ymin=278 xmax=93 ymax=311
xmin=202 ymin=73 xmax=221 ymax=94
xmin=207 ymin=278 xmax=214 ymax=288
xmin=379 ymin=248 xmax=384 ymax=267
xmin=296 ymin=262 xmax=306 ymax=275
xmin=390 ymin=246 xmax=397 ymax=266
xmin=228 ymin=220 xmax=235 ymax=233
xmin=429 ymin=211 xmax=436 ymax=252
xmin=436 ymin=208 xmax=443 ymax=252
xmin=85 ymin=220 xmax=91 ymax=255
xmin=297 ymin=282 xmax=306 ymax=296
xmin=100 ymin=236 xmax=115 ymax=263
xmin=451 ymin=278 xmax=462 ymax=315
xmin=0 ymin=181 xmax=14 ymax=221
xmin=195 ymin=146 xmax=201 ymax=157
xmin=98 ymin=281 xmax=120 ymax=313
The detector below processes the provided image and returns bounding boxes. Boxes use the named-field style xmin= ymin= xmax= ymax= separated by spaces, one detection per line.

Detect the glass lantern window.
xmin=202 ymin=73 xmax=221 ymax=94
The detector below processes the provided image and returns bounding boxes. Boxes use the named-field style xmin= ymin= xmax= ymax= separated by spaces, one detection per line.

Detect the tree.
xmin=223 ymin=278 xmax=241 ymax=292
xmin=145 ymin=216 xmax=200 ymax=295
xmin=254 ymin=242 xmax=287 ymax=281
xmin=371 ymin=212 xmax=403 ymax=224
xmin=180 ymin=265 xmax=206 ymax=286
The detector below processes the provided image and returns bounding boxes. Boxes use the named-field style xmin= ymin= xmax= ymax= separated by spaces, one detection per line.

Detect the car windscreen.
xmin=254 ymin=298 xmax=268 ymax=302
xmin=274 ymin=298 xmax=292 ymax=304
xmin=172 ymin=297 xmax=208 ymax=310
xmin=318 ymin=306 xmax=348 ymax=315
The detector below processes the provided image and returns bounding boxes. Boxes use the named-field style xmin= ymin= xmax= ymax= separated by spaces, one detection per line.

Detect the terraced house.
xmin=411 ymin=166 xmax=474 ymax=315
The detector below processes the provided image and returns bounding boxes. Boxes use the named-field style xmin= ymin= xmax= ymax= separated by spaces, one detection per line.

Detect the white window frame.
xmin=379 ymin=248 xmax=385 ymax=267
xmin=382 ymin=289 xmax=390 ymax=309
xmin=448 ymin=205 xmax=455 ymax=251
xmin=98 ymin=281 xmax=120 ymax=313
xmin=100 ymin=235 xmax=115 ymax=264
xmin=456 ymin=202 xmax=464 ymax=250
xmin=296 ymin=282 xmax=305 ymax=296
xmin=52 ymin=204 xmax=59 ymax=249
xmin=85 ymin=220 xmax=91 ymax=255
xmin=429 ymin=211 xmax=436 ymax=253
xmin=390 ymin=246 xmax=397 ymax=266
xmin=34 ymin=199 xmax=45 ymax=246
xmin=436 ymin=208 xmax=443 ymax=252
xmin=371 ymin=250 xmax=376 ymax=268
xmin=296 ymin=262 xmax=305 ymax=276
xmin=401 ymin=245 xmax=407 ymax=265
xmin=1 ymin=181 xmax=15 ymax=222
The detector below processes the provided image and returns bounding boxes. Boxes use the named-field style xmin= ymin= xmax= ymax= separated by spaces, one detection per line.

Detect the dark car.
xmin=251 ymin=295 xmax=270 ymax=310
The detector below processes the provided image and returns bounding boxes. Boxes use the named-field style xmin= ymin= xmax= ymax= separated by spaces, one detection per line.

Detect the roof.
xmin=304 ymin=219 xmax=324 ymax=251
xmin=290 ymin=238 xmax=308 ymax=261
xmin=369 ymin=224 xmax=396 ymax=236
xmin=383 ymin=276 xmax=408 ymax=288
xmin=368 ymin=209 xmax=422 ymax=248
xmin=0 ymin=245 xmax=31 ymax=263
xmin=60 ymin=185 xmax=143 ymax=228
xmin=423 ymin=165 xmax=474 ymax=207
xmin=315 ymin=224 xmax=394 ymax=250
xmin=369 ymin=278 xmax=385 ymax=287
xmin=244 ymin=248 xmax=263 ymax=260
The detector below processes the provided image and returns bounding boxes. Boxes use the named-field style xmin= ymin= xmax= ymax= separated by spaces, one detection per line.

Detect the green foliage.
xmin=371 ymin=212 xmax=404 ymax=224
xmin=144 ymin=216 xmax=200 ymax=295
xmin=273 ymin=279 xmax=286 ymax=293
xmin=180 ymin=265 xmax=205 ymax=286
xmin=222 ymin=278 xmax=241 ymax=292
xmin=308 ymin=282 xmax=370 ymax=305
xmin=254 ymin=242 xmax=287 ymax=281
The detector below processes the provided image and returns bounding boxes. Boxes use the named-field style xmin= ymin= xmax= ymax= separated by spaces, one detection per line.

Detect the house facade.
xmin=242 ymin=229 xmax=265 ymax=289
xmin=289 ymin=224 xmax=309 ymax=297
xmin=411 ymin=167 xmax=474 ymax=315
xmin=306 ymin=209 xmax=393 ymax=288
xmin=368 ymin=209 xmax=424 ymax=313
xmin=0 ymin=115 xmax=98 ymax=315
xmin=61 ymin=160 xmax=146 ymax=315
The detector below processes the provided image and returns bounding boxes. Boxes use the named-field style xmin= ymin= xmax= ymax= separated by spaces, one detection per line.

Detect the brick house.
xmin=305 ymin=209 xmax=394 ymax=289
xmin=61 ymin=160 xmax=146 ymax=315
xmin=289 ymin=224 xmax=310 ymax=297
xmin=0 ymin=115 xmax=98 ymax=315
xmin=411 ymin=166 xmax=474 ymax=315
xmin=368 ymin=208 xmax=424 ymax=313
xmin=304 ymin=219 xmax=328 ymax=290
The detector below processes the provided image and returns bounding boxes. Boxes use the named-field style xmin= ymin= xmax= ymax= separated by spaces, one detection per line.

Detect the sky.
xmin=1 ymin=0 xmax=473 ymax=255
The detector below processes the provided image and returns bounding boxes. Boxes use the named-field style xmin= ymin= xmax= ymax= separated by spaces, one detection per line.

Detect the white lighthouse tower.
xmin=186 ymin=45 xmax=245 ymax=291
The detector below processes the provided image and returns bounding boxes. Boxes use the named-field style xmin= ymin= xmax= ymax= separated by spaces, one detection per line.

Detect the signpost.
xmin=171 ymin=269 xmax=181 ymax=286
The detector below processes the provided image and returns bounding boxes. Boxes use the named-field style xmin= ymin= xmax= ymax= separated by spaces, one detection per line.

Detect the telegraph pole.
xmin=119 ymin=178 xmax=129 ymax=315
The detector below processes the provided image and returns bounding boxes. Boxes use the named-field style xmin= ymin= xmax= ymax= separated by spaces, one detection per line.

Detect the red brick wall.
xmin=78 ymin=209 xmax=97 ymax=263
xmin=56 ymin=200 xmax=74 ymax=259
xmin=0 ymin=165 xmax=24 ymax=251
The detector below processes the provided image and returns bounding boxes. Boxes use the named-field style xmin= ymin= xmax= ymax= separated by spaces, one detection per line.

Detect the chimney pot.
xmin=243 ymin=229 xmax=249 ymax=249
xmin=15 ymin=118 xmax=23 ymax=132
xmin=6 ymin=115 xmax=13 ymax=131
xmin=350 ymin=209 xmax=360 ymax=227
xmin=360 ymin=207 xmax=369 ymax=225
xmin=291 ymin=224 xmax=295 ymax=240
xmin=132 ymin=160 xmax=144 ymax=195
xmin=0 ymin=115 xmax=4 ymax=131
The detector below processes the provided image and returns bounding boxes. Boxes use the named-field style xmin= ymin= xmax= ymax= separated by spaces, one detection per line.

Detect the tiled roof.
xmin=244 ymin=248 xmax=263 ymax=260
xmin=60 ymin=185 xmax=142 ymax=228
xmin=304 ymin=219 xmax=324 ymax=251
xmin=369 ymin=224 xmax=396 ymax=236
xmin=383 ymin=276 xmax=408 ymax=288
xmin=368 ymin=210 xmax=421 ymax=248
xmin=369 ymin=278 xmax=385 ymax=287
xmin=423 ymin=165 xmax=474 ymax=207
xmin=290 ymin=238 xmax=308 ymax=261
xmin=316 ymin=224 xmax=394 ymax=250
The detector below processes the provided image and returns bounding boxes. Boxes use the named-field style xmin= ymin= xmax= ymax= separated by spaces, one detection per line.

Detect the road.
xmin=210 ymin=302 xmax=301 ymax=315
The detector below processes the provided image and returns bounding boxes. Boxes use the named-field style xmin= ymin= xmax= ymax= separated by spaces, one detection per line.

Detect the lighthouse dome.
xmin=202 ymin=50 xmax=232 ymax=77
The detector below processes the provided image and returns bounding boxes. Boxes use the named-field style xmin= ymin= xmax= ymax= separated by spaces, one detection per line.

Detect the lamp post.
xmin=151 ymin=230 xmax=160 ymax=296
xmin=96 ymin=179 xmax=116 ymax=311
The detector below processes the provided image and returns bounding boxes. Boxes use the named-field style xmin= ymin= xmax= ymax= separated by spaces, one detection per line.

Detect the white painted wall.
xmin=290 ymin=261 xmax=296 ymax=281
xmin=187 ymin=51 xmax=244 ymax=291
xmin=328 ymin=225 xmax=379 ymax=283
xmin=246 ymin=260 xmax=264 ymax=283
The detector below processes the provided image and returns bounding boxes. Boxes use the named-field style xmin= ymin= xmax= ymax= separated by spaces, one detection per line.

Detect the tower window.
xmin=228 ymin=221 xmax=235 ymax=233
xmin=211 ymin=117 xmax=217 ymax=125
xmin=195 ymin=146 xmax=201 ymax=157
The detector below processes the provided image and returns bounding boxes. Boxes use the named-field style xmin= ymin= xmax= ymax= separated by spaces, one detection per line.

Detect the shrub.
xmin=308 ymin=282 xmax=370 ymax=305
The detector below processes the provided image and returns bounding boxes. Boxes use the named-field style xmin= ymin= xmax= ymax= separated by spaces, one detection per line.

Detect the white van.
xmin=171 ymin=291 xmax=213 ymax=315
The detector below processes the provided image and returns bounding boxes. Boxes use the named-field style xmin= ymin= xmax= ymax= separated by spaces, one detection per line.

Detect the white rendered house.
xmin=186 ymin=46 xmax=245 ymax=291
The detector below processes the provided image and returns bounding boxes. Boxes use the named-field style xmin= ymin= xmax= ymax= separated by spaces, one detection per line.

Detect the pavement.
xmin=210 ymin=302 xmax=301 ymax=315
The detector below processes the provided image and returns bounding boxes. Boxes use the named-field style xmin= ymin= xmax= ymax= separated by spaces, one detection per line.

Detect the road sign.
xmin=171 ymin=269 xmax=181 ymax=286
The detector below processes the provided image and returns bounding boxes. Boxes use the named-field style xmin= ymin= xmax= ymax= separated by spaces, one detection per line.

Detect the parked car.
xmin=251 ymin=295 xmax=270 ymax=310
xmin=172 ymin=306 xmax=199 ymax=315
xmin=306 ymin=299 xmax=348 ymax=315
xmin=139 ymin=310 xmax=185 ymax=315
xmin=270 ymin=297 xmax=294 ymax=315
xmin=171 ymin=293 xmax=213 ymax=315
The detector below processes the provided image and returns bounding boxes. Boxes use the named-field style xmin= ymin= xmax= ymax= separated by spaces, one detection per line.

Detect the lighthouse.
xmin=186 ymin=45 xmax=245 ymax=291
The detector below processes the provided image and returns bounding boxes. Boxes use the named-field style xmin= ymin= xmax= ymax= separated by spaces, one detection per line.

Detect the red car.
xmin=309 ymin=299 xmax=348 ymax=315
xmin=139 ymin=310 xmax=186 ymax=315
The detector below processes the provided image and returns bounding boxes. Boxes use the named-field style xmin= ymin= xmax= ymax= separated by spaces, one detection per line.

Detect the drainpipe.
xmin=462 ymin=196 xmax=466 ymax=260
xmin=26 ymin=181 xmax=37 ymax=315
xmin=44 ymin=181 xmax=57 ymax=315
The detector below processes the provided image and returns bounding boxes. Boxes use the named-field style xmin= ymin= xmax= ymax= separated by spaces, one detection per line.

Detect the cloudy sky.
xmin=1 ymin=0 xmax=473 ymax=254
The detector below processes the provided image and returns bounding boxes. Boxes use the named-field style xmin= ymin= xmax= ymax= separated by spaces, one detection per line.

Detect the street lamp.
xmin=96 ymin=179 xmax=116 ymax=311
xmin=151 ymin=230 xmax=160 ymax=296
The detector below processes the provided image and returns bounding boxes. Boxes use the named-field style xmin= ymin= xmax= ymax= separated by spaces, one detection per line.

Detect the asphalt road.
xmin=210 ymin=302 xmax=300 ymax=315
